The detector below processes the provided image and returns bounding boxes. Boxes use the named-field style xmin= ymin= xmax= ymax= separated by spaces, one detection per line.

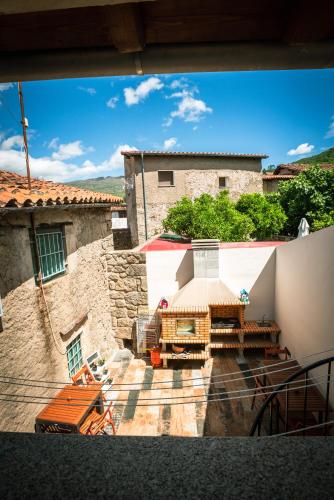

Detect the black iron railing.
xmin=249 ymin=355 xmax=334 ymax=436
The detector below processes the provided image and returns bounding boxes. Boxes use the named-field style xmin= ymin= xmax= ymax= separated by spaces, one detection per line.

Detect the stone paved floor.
xmin=104 ymin=351 xmax=263 ymax=437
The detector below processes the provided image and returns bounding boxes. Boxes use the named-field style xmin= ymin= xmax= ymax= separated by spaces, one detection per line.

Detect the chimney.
xmin=191 ymin=239 xmax=220 ymax=278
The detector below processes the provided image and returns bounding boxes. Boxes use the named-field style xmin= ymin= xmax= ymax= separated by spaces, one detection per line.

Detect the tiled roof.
xmin=121 ymin=150 xmax=268 ymax=159
xmin=262 ymin=174 xmax=295 ymax=180
xmin=0 ymin=169 xmax=123 ymax=208
xmin=274 ymin=163 xmax=334 ymax=175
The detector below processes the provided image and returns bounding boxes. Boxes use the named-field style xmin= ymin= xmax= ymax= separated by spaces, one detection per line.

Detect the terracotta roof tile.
xmin=121 ymin=150 xmax=268 ymax=159
xmin=0 ymin=169 xmax=123 ymax=208
xmin=274 ymin=163 xmax=334 ymax=175
xmin=262 ymin=174 xmax=295 ymax=180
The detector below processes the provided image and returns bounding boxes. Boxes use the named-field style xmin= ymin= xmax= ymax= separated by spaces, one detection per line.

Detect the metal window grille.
xmin=67 ymin=335 xmax=83 ymax=377
xmin=31 ymin=228 xmax=66 ymax=282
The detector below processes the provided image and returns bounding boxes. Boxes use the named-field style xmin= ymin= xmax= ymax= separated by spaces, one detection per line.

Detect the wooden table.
xmin=262 ymin=360 xmax=328 ymax=431
xmin=35 ymin=383 xmax=104 ymax=434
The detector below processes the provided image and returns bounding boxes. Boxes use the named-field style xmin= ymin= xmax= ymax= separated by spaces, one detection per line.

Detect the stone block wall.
xmin=106 ymin=251 xmax=148 ymax=340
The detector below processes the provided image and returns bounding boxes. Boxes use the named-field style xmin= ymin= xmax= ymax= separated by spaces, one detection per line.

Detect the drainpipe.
xmin=140 ymin=152 xmax=148 ymax=241
xmin=30 ymin=213 xmax=41 ymax=280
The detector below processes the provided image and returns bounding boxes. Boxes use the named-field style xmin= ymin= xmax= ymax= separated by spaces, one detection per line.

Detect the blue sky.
xmin=0 ymin=69 xmax=333 ymax=182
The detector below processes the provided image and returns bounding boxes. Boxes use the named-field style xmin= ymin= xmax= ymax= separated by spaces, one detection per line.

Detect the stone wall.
xmin=0 ymin=207 xmax=118 ymax=432
xmin=106 ymin=251 xmax=148 ymax=341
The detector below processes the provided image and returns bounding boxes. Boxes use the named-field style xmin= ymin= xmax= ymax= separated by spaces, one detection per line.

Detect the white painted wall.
xmin=220 ymin=247 xmax=276 ymax=320
xmin=275 ymin=226 xmax=334 ymax=365
xmin=146 ymin=246 xmax=276 ymax=321
xmin=146 ymin=250 xmax=194 ymax=310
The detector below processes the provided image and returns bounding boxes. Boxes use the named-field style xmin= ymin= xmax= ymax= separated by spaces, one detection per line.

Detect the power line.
xmin=1 ymin=346 xmax=332 ymax=388
xmin=0 ymin=93 xmax=20 ymax=125
xmin=0 ymin=361 xmax=303 ymax=393
xmin=0 ymin=357 xmax=303 ymax=388
xmin=0 ymin=368 xmax=320 ymax=401
xmin=0 ymin=377 xmax=327 ymax=408
xmin=264 ymin=419 xmax=334 ymax=438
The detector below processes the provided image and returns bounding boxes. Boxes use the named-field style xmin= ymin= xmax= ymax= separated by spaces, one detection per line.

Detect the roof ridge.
xmin=120 ymin=150 xmax=268 ymax=158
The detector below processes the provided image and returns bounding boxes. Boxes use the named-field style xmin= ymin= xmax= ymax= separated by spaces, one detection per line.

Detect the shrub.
xmin=278 ymin=166 xmax=334 ymax=234
xmin=235 ymin=193 xmax=287 ymax=240
xmin=162 ymin=191 xmax=254 ymax=241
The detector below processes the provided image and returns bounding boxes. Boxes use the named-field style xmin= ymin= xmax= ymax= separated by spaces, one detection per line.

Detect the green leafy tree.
xmin=162 ymin=191 xmax=255 ymax=241
xmin=235 ymin=193 xmax=287 ymax=240
xmin=278 ymin=166 xmax=334 ymax=234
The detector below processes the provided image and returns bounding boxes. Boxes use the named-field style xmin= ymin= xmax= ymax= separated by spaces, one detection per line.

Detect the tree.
xmin=162 ymin=191 xmax=255 ymax=241
xmin=235 ymin=193 xmax=287 ymax=240
xmin=278 ymin=166 xmax=334 ymax=234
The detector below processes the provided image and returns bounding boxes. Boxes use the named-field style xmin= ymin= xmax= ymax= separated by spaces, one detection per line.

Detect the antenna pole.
xmin=18 ymin=82 xmax=32 ymax=191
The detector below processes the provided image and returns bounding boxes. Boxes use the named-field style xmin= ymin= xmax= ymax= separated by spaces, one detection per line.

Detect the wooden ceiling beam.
xmin=283 ymin=0 xmax=334 ymax=43
xmin=106 ymin=3 xmax=145 ymax=53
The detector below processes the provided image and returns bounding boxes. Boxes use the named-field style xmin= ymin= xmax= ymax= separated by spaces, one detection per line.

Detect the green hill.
xmin=66 ymin=176 xmax=125 ymax=198
xmin=294 ymin=147 xmax=334 ymax=164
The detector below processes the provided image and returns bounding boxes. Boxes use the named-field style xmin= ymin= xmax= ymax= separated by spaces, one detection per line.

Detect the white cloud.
xmin=163 ymin=137 xmax=177 ymax=150
xmin=0 ymin=83 xmax=13 ymax=92
xmin=0 ymin=138 xmax=137 ymax=182
xmin=163 ymin=79 xmax=211 ymax=127
xmin=169 ymin=78 xmax=188 ymax=90
xmin=82 ymin=144 xmax=137 ymax=172
xmin=325 ymin=115 xmax=334 ymax=139
xmin=287 ymin=143 xmax=314 ymax=156
xmin=1 ymin=135 xmax=23 ymax=150
xmin=78 ymin=86 xmax=96 ymax=95
xmin=124 ymin=77 xmax=164 ymax=106
xmin=162 ymin=117 xmax=173 ymax=128
xmin=171 ymin=95 xmax=212 ymax=123
xmin=106 ymin=96 xmax=119 ymax=109
xmin=48 ymin=137 xmax=59 ymax=149
xmin=51 ymin=140 xmax=94 ymax=161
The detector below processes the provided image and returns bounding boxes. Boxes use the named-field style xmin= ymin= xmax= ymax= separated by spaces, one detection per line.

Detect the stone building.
xmin=122 ymin=150 xmax=268 ymax=246
xmin=0 ymin=169 xmax=147 ymax=432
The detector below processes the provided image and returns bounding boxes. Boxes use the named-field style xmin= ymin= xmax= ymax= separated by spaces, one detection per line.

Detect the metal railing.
xmin=249 ymin=355 xmax=334 ymax=436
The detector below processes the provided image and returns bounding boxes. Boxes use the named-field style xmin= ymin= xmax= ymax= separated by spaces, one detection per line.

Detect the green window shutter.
xmin=30 ymin=226 xmax=66 ymax=283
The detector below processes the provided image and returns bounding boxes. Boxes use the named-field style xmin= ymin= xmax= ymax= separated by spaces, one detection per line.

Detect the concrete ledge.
xmin=1 ymin=433 xmax=334 ymax=499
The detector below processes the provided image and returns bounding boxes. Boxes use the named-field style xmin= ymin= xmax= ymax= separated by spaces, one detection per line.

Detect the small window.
xmin=30 ymin=226 xmax=66 ymax=283
xmin=158 ymin=170 xmax=174 ymax=187
xmin=219 ymin=177 xmax=229 ymax=189
xmin=67 ymin=334 xmax=83 ymax=377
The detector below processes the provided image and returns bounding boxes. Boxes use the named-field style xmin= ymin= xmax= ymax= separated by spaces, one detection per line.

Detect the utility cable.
xmin=0 ymin=360 xmax=304 ymax=393
xmin=0 ymin=94 xmax=20 ymax=125
xmin=1 ymin=346 xmax=332 ymax=388
xmin=0 ymin=377 xmax=328 ymax=408
xmin=0 ymin=372 xmax=321 ymax=403
xmin=264 ymin=419 xmax=334 ymax=438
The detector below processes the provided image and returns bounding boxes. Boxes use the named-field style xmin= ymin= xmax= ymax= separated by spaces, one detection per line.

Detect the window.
xmin=219 ymin=177 xmax=229 ymax=189
xmin=158 ymin=170 xmax=174 ymax=187
xmin=30 ymin=226 xmax=66 ymax=283
xmin=67 ymin=334 xmax=83 ymax=377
